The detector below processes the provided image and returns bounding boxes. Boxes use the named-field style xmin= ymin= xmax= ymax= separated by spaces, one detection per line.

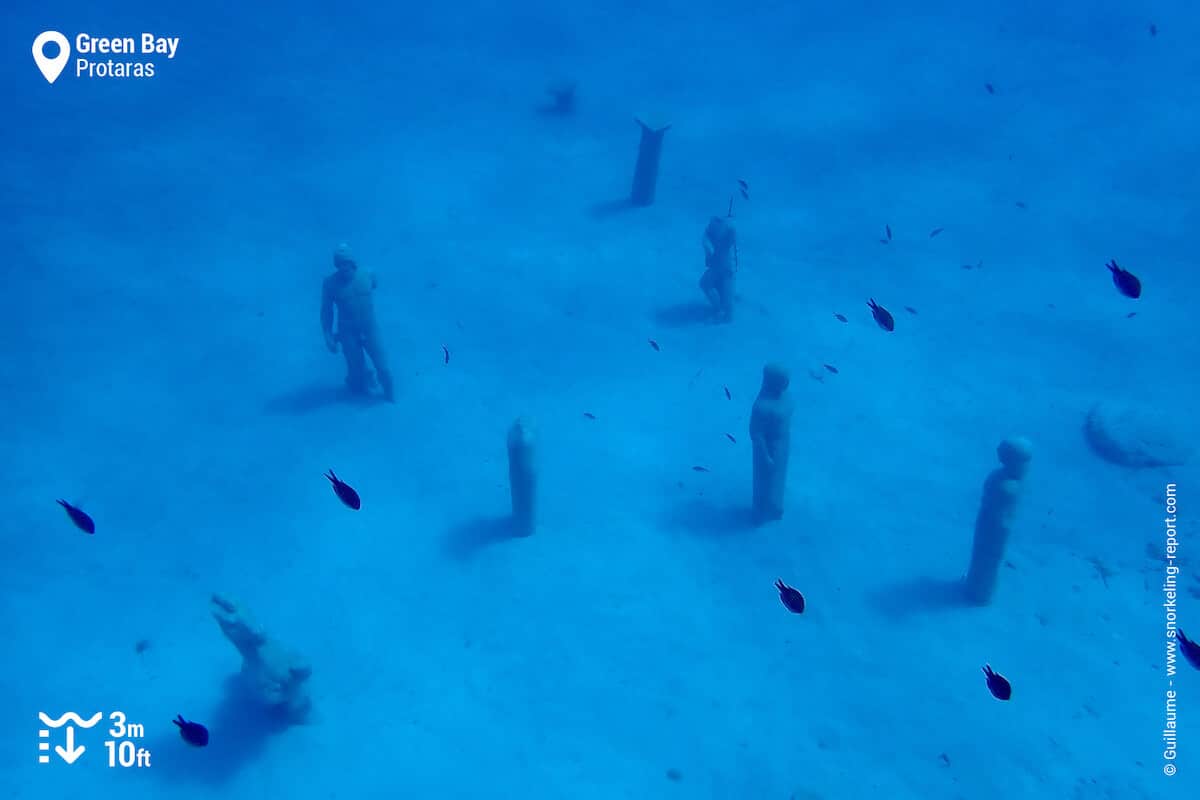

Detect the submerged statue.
xmin=320 ymin=243 xmax=394 ymax=402
xmin=750 ymin=363 xmax=793 ymax=523
xmin=699 ymin=216 xmax=737 ymax=323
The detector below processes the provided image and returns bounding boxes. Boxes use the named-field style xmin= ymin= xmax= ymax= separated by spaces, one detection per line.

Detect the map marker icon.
xmin=32 ymin=31 xmax=70 ymax=84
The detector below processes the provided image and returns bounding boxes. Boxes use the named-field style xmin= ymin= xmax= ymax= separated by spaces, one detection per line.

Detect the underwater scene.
xmin=4 ymin=1 xmax=1198 ymax=798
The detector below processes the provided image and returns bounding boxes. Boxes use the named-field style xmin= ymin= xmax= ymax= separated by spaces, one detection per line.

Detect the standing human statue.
xmin=320 ymin=243 xmax=394 ymax=402
xmin=750 ymin=363 xmax=794 ymax=523
xmin=963 ymin=437 xmax=1032 ymax=605
xmin=699 ymin=216 xmax=737 ymax=323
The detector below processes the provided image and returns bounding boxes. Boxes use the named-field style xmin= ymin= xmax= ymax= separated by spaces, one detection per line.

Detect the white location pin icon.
xmin=32 ymin=31 xmax=70 ymax=84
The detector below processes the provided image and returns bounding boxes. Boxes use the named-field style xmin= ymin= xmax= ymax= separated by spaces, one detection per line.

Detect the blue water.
xmin=3 ymin=2 xmax=1198 ymax=797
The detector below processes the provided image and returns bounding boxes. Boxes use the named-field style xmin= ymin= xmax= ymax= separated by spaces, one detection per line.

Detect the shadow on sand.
xmin=263 ymin=381 xmax=383 ymax=415
xmin=588 ymin=198 xmax=637 ymax=219
xmin=653 ymin=302 xmax=714 ymax=328
xmin=661 ymin=497 xmax=757 ymax=537
xmin=147 ymin=675 xmax=297 ymax=787
xmin=444 ymin=515 xmax=527 ymax=561
xmin=868 ymin=576 xmax=971 ymax=621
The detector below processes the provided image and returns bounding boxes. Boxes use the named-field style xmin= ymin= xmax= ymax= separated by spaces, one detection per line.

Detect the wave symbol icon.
xmin=38 ymin=712 xmax=103 ymax=728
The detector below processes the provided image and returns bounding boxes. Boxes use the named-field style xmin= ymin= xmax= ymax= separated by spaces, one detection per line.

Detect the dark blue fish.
xmin=1107 ymin=259 xmax=1141 ymax=298
xmin=537 ymin=82 xmax=576 ymax=116
xmin=1177 ymin=630 xmax=1200 ymax=670
xmin=775 ymin=579 xmax=805 ymax=614
xmin=325 ymin=470 xmax=361 ymax=510
xmin=57 ymin=500 xmax=95 ymax=534
xmin=173 ymin=715 xmax=209 ymax=747
xmin=868 ymin=299 xmax=895 ymax=331
xmin=983 ymin=665 xmax=1011 ymax=700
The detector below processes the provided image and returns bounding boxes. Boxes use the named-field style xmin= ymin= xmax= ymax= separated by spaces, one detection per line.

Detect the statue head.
xmin=507 ymin=417 xmax=536 ymax=448
xmin=333 ymin=242 xmax=356 ymax=272
xmin=761 ymin=363 xmax=790 ymax=395
xmin=705 ymin=216 xmax=736 ymax=250
xmin=996 ymin=437 xmax=1032 ymax=478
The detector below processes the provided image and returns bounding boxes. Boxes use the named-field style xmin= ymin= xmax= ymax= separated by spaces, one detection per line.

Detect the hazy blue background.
xmin=2 ymin=1 xmax=1197 ymax=797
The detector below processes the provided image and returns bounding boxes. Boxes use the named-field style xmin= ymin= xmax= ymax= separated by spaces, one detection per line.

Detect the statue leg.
xmin=340 ymin=332 xmax=372 ymax=394
xmin=751 ymin=446 xmax=769 ymax=521
xmin=699 ymin=270 xmax=721 ymax=312
xmin=751 ymin=445 xmax=785 ymax=523
xmin=717 ymin=273 xmax=734 ymax=322
xmin=361 ymin=330 xmax=393 ymax=403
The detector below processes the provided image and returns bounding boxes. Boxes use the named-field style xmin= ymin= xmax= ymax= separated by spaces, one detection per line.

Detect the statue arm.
xmin=320 ymin=280 xmax=337 ymax=350
xmin=749 ymin=410 xmax=775 ymax=465
xmin=320 ymin=281 xmax=334 ymax=333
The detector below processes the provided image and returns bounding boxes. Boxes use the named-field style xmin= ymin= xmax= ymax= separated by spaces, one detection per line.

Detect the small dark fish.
xmin=737 ymin=179 xmax=749 ymax=199
xmin=1126 ymin=311 xmax=1137 ymax=318
xmin=867 ymin=299 xmax=895 ymax=331
xmin=823 ymin=364 xmax=838 ymax=374
xmin=1149 ymin=23 xmax=1157 ymax=37
xmin=1178 ymin=630 xmax=1200 ymax=670
xmin=540 ymin=82 xmax=576 ymax=116
xmin=929 ymin=227 xmax=944 ymax=238
xmin=648 ymin=339 xmax=660 ymax=352
xmin=57 ymin=500 xmax=95 ymax=534
xmin=982 ymin=665 xmax=1012 ymax=700
xmin=834 ymin=313 xmax=848 ymax=323
xmin=984 ymin=83 xmax=995 ymax=94
xmin=324 ymin=470 xmax=361 ymax=510
xmin=691 ymin=465 xmax=709 ymax=473
xmin=904 ymin=306 xmax=918 ymax=315
xmin=582 ymin=412 xmax=596 ymax=420
xmin=723 ymin=385 xmax=731 ymax=400
xmin=885 ymin=224 xmax=892 ymax=241
xmin=725 ymin=432 xmax=736 ymax=444
xmin=961 ymin=260 xmax=982 ymax=271
xmin=1014 ymin=200 xmax=1027 ymax=209
xmin=173 ymin=715 xmax=209 ymax=747
xmin=134 ymin=639 xmax=151 ymax=654
xmin=1106 ymin=259 xmax=1142 ymax=298
xmin=775 ymin=579 xmax=805 ymax=614
xmin=442 ymin=345 xmax=450 ymax=364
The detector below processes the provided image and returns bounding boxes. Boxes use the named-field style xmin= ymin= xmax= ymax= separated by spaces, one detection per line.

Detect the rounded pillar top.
xmin=762 ymin=363 xmax=790 ymax=394
xmin=997 ymin=436 xmax=1033 ymax=475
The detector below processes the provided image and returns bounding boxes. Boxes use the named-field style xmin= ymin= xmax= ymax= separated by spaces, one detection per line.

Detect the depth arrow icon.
xmin=55 ymin=727 xmax=85 ymax=764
